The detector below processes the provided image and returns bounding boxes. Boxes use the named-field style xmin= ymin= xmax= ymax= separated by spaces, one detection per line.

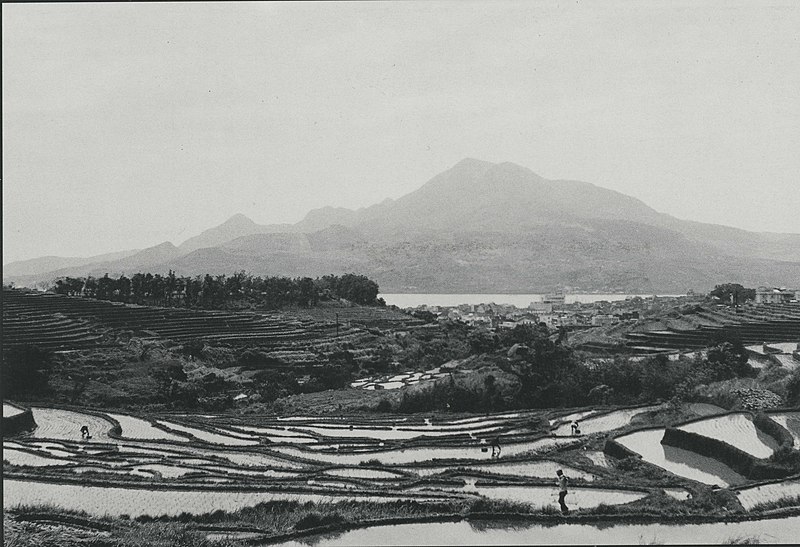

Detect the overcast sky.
xmin=4 ymin=1 xmax=799 ymax=264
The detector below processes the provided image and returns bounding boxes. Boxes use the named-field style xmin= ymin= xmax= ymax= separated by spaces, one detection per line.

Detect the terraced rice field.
xmin=3 ymin=448 xmax=73 ymax=467
xmin=3 ymin=403 xmax=25 ymax=417
xmin=548 ymin=410 xmax=596 ymax=426
xmin=272 ymin=437 xmax=578 ymax=466
xmin=8 ymin=402 xmax=793 ymax=527
xmin=614 ymin=428 xmax=746 ymax=486
xmin=736 ymin=478 xmax=800 ymax=510
xmin=2 ymin=479 xmax=452 ymax=517
xmin=552 ymin=405 xmax=661 ymax=436
xmin=401 ymin=461 xmax=595 ymax=480
xmin=677 ymin=413 xmax=780 ymax=459
xmin=29 ymin=407 xmax=115 ymax=442
xmin=768 ymin=412 xmax=800 ymax=449
xmin=410 ymin=483 xmax=646 ymax=510
xmin=277 ymin=516 xmax=800 ymax=546
xmin=156 ymin=420 xmax=260 ymax=446
xmin=107 ymin=413 xmax=189 ymax=442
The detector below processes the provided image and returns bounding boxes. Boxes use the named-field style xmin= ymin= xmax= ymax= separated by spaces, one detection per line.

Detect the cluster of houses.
xmin=410 ymin=295 xmax=686 ymax=331
xmin=755 ymin=286 xmax=799 ymax=304
xmin=408 ymin=287 xmax=798 ymax=332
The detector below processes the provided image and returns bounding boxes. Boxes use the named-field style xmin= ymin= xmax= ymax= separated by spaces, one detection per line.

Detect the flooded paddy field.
xmin=677 ymin=412 xmax=780 ymax=459
xmin=552 ymin=405 xmax=661 ymax=436
xmin=4 ymin=402 xmax=800 ymax=545
xmin=735 ymin=478 xmax=800 ymax=510
xmin=614 ymin=428 xmax=746 ymax=486
xmin=768 ymin=411 xmax=800 ymax=449
xmin=278 ymin=515 xmax=800 ymax=546
xmin=2 ymin=479 xmax=453 ymax=518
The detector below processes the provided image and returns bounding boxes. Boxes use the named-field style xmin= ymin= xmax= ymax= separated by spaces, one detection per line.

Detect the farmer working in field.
xmin=571 ymin=420 xmax=581 ymax=435
xmin=556 ymin=469 xmax=569 ymax=514
xmin=80 ymin=425 xmax=91 ymax=439
xmin=490 ymin=435 xmax=501 ymax=458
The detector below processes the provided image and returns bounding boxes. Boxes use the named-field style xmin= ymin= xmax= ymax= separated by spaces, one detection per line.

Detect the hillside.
xmin=5 ymin=159 xmax=800 ymax=292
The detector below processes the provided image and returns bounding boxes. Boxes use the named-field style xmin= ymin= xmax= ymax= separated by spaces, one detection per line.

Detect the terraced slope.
xmin=574 ymin=303 xmax=800 ymax=354
xmin=2 ymin=289 xmax=417 ymax=360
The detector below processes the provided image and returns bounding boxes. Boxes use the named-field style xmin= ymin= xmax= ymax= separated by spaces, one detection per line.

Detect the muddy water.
xmin=277 ymin=515 xmax=800 ymax=546
xmin=614 ymin=428 xmax=745 ymax=486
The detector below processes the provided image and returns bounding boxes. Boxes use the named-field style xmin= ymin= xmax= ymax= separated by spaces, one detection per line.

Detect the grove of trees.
xmin=709 ymin=283 xmax=756 ymax=306
xmin=51 ymin=272 xmax=383 ymax=309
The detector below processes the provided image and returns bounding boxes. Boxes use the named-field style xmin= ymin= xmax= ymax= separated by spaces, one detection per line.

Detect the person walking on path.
xmin=556 ymin=469 xmax=569 ymax=514
xmin=571 ymin=421 xmax=581 ymax=436
xmin=490 ymin=435 xmax=501 ymax=458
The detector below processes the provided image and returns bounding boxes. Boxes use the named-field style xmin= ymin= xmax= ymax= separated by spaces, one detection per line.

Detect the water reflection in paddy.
xmin=277 ymin=515 xmax=800 ymax=546
xmin=614 ymin=428 xmax=745 ymax=486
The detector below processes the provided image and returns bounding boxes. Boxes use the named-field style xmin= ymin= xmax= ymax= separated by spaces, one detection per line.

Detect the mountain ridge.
xmin=5 ymin=159 xmax=800 ymax=292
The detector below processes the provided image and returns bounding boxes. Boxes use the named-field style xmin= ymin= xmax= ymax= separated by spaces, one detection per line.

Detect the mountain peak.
xmin=221 ymin=213 xmax=257 ymax=227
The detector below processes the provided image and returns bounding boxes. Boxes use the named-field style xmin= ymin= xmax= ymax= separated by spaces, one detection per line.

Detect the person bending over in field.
xmin=80 ymin=425 xmax=91 ymax=440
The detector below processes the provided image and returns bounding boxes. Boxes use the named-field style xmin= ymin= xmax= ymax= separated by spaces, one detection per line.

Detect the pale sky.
xmin=4 ymin=1 xmax=800 ymax=264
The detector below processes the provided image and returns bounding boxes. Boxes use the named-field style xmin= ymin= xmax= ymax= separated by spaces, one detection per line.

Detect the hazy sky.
xmin=4 ymin=1 xmax=799 ymax=264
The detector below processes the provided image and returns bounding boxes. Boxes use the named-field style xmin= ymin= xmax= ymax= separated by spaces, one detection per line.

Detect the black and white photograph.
xmin=3 ymin=1 xmax=800 ymax=545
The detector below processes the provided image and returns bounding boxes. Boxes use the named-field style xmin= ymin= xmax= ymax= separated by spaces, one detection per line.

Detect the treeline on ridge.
xmin=50 ymin=271 xmax=383 ymax=308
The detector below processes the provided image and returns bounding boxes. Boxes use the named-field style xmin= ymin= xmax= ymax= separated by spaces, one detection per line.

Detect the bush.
xmin=294 ymin=511 xmax=347 ymax=530
xmin=1 ymin=345 xmax=52 ymax=398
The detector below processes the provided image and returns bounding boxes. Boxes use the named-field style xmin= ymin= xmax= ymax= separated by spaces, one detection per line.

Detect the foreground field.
xmin=4 ymin=401 xmax=800 ymax=545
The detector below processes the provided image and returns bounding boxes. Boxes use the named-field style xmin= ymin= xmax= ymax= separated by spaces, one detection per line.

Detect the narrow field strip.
xmin=3 ymin=479 xmax=453 ymax=518
xmin=107 ymin=413 xmax=189 ymax=442
xmin=736 ymin=479 xmax=800 ymax=510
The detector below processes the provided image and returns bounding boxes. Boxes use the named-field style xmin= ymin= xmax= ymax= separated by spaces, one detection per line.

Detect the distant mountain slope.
xmin=5 ymin=159 xmax=799 ymax=292
xmin=3 ymin=248 xmax=141 ymax=277
xmin=177 ymin=213 xmax=293 ymax=253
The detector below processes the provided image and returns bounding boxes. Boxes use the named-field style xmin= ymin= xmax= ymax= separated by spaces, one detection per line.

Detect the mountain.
xmin=5 ymin=159 xmax=800 ymax=293
xmin=3 ymin=248 xmax=141 ymax=278
xmin=177 ymin=213 xmax=293 ymax=254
